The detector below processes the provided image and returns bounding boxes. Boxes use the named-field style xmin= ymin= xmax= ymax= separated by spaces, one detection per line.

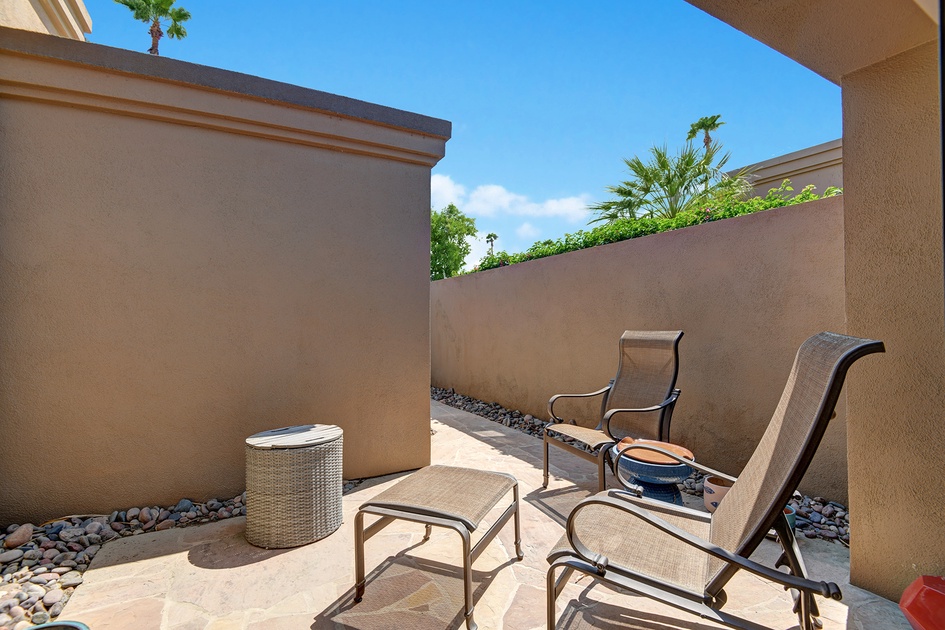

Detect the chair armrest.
xmin=612 ymin=443 xmax=737 ymax=484
xmin=548 ymin=385 xmax=612 ymax=423
xmin=601 ymin=390 xmax=680 ymax=437
xmin=566 ymin=495 xmax=842 ymax=600
xmin=606 ymin=489 xmax=711 ymax=523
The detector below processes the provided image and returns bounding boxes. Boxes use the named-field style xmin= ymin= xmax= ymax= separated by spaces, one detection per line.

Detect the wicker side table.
xmin=245 ymin=424 xmax=343 ymax=549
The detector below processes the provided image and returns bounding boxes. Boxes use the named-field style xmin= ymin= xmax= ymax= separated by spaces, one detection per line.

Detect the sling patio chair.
xmin=546 ymin=331 xmax=884 ymax=630
xmin=543 ymin=330 xmax=683 ymax=492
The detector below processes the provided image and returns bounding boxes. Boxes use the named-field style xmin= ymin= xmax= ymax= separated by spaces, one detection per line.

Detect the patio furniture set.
xmin=249 ymin=330 xmax=884 ymax=630
xmin=544 ymin=331 xmax=884 ymax=630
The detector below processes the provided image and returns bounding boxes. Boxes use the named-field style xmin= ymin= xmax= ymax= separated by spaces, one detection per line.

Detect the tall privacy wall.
xmin=0 ymin=27 xmax=449 ymax=524
xmin=432 ymin=197 xmax=847 ymax=500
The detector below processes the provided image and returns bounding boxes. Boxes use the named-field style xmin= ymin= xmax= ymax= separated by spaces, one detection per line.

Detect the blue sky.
xmin=85 ymin=0 xmax=841 ymax=267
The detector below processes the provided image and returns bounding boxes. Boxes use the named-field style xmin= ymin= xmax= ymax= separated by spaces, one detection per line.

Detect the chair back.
xmin=603 ymin=330 xmax=683 ymax=441
xmin=705 ymin=332 xmax=884 ymax=592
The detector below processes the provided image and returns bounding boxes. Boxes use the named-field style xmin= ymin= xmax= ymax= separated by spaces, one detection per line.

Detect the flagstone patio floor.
xmin=58 ymin=401 xmax=909 ymax=629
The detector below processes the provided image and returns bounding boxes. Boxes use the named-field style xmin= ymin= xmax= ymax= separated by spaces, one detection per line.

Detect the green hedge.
xmin=471 ymin=181 xmax=840 ymax=273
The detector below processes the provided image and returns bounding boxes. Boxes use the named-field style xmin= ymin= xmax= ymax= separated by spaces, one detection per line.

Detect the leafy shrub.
xmin=431 ymin=204 xmax=477 ymax=280
xmin=471 ymin=181 xmax=840 ymax=273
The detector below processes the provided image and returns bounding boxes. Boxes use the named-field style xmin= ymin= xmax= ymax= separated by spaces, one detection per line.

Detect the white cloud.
xmin=466 ymin=185 xmax=591 ymax=222
xmin=465 ymin=185 xmax=523 ymax=217
xmin=431 ymin=174 xmax=466 ymax=210
xmin=431 ymin=174 xmax=592 ymax=223
xmin=516 ymin=222 xmax=540 ymax=239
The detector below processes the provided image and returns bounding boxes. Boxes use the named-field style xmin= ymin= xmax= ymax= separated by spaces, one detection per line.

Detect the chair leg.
xmin=459 ymin=527 xmax=477 ymax=630
xmin=774 ymin=519 xmax=824 ymax=628
xmin=543 ymin=431 xmax=551 ymax=488
xmin=546 ymin=563 xmax=559 ymax=629
xmin=513 ymin=483 xmax=524 ymax=560
xmin=546 ymin=562 xmax=575 ymax=629
xmin=597 ymin=447 xmax=608 ymax=492
xmin=798 ymin=591 xmax=822 ymax=630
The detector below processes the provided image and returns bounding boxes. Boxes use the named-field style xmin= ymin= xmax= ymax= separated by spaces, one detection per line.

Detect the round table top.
xmin=246 ymin=424 xmax=342 ymax=449
xmin=615 ymin=437 xmax=694 ymax=465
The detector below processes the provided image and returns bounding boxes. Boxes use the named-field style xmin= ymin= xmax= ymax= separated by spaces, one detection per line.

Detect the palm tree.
xmin=589 ymin=142 xmax=749 ymax=223
xmin=114 ymin=0 xmax=191 ymax=56
xmin=687 ymin=115 xmax=725 ymax=150
xmin=485 ymin=233 xmax=498 ymax=256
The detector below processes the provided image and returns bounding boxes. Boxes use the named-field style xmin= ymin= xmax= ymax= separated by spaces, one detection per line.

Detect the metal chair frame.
xmin=546 ymin=332 xmax=884 ymax=630
xmin=543 ymin=330 xmax=684 ymax=492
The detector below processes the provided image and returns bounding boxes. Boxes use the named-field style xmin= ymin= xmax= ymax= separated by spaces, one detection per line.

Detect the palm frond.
xmin=114 ymin=0 xmax=153 ymax=23
xmin=590 ymin=132 xmax=751 ymax=224
xmin=154 ymin=0 xmax=176 ymax=17
xmin=169 ymin=7 xmax=191 ymax=22
xmin=167 ymin=22 xmax=187 ymax=38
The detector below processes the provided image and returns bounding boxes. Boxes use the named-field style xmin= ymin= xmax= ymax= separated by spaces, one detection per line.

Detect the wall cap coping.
xmin=0 ymin=25 xmax=451 ymax=139
xmin=732 ymin=139 xmax=842 ymax=187
xmin=737 ymin=138 xmax=841 ymax=174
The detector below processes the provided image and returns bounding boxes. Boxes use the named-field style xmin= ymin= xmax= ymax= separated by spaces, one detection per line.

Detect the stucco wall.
xmin=0 ymin=0 xmax=91 ymax=40
xmin=738 ymin=139 xmax=842 ymax=198
xmin=842 ymin=40 xmax=945 ymax=600
xmin=432 ymin=197 xmax=848 ymax=500
xmin=0 ymin=29 xmax=449 ymax=524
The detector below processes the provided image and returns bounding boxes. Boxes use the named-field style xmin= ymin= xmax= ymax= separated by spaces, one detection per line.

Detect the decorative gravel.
xmin=0 ymin=480 xmax=365 ymax=629
xmin=431 ymin=386 xmax=851 ymax=546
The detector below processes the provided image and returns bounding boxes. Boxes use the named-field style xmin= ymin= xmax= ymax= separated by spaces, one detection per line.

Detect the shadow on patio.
xmin=58 ymin=401 xmax=907 ymax=629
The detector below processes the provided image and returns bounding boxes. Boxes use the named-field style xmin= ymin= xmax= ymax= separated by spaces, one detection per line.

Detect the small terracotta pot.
xmin=703 ymin=475 xmax=734 ymax=513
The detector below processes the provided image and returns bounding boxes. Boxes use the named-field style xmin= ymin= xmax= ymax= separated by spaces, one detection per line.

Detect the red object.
xmin=900 ymin=575 xmax=945 ymax=630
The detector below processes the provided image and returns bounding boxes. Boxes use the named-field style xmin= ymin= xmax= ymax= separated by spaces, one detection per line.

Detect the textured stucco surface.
xmin=0 ymin=33 xmax=447 ymax=524
xmin=432 ymin=198 xmax=848 ymax=500
xmin=0 ymin=0 xmax=91 ymax=40
xmin=842 ymin=41 xmax=945 ymax=600
xmin=739 ymin=139 xmax=843 ymax=199
xmin=686 ymin=0 xmax=937 ymax=84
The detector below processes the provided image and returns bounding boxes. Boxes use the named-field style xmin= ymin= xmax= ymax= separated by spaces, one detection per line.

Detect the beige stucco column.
xmin=842 ymin=40 xmax=944 ymax=599
xmin=684 ymin=0 xmax=942 ymax=600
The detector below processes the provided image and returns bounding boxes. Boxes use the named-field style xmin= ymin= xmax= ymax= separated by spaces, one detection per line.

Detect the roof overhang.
xmin=685 ymin=0 xmax=938 ymax=84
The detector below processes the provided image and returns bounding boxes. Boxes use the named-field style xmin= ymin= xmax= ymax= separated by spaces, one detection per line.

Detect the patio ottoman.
xmin=354 ymin=465 xmax=524 ymax=630
xmin=244 ymin=424 xmax=343 ymax=549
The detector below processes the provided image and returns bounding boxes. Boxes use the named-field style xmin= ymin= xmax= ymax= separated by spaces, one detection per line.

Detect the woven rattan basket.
xmin=245 ymin=424 xmax=343 ymax=549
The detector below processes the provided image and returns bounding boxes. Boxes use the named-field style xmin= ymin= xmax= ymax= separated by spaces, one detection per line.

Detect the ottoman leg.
xmin=460 ymin=527 xmax=477 ymax=630
xmin=354 ymin=510 xmax=366 ymax=602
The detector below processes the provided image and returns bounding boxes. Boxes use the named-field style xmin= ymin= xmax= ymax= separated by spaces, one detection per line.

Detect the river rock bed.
xmin=0 ymin=480 xmax=364 ymax=629
xmin=432 ymin=386 xmax=851 ymax=545
xmin=432 ymin=387 xmax=549 ymax=438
